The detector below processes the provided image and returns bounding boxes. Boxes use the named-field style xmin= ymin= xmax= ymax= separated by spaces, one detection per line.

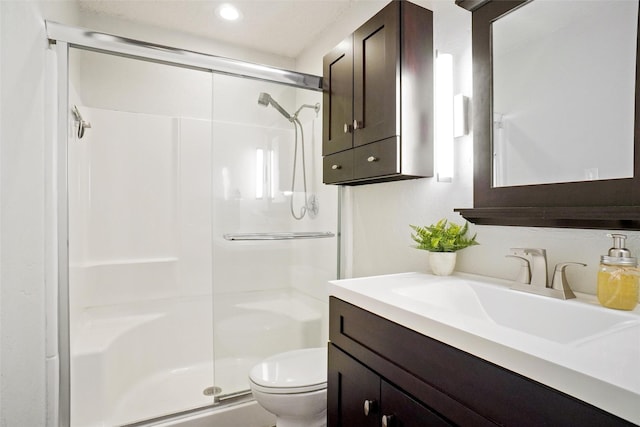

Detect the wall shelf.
xmin=454 ymin=206 xmax=640 ymax=230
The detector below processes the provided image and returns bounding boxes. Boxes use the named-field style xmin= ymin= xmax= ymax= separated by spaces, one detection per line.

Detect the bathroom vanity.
xmin=328 ymin=273 xmax=640 ymax=426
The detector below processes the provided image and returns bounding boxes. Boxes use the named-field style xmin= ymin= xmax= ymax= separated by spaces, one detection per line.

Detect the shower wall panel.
xmin=85 ymin=109 xmax=177 ymax=261
xmin=69 ymin=109 xmax=214 ymax=308
xmin=178 ymin=118 xmax=214 ymax=296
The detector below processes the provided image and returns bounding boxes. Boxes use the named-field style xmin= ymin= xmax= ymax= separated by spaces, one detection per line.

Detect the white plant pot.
xmin=428 ymin=252 xmax=457 ymax=276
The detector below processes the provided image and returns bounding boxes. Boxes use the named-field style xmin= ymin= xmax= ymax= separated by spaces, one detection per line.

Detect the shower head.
xmin=257 ymin=92 xmax=292 ymax=121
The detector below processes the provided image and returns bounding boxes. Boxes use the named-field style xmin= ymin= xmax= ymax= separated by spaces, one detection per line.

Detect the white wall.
xmin=296 ymin=0 xmax=640 ymax=297
xmin=0 ymin=1 xmax=78 ymax=426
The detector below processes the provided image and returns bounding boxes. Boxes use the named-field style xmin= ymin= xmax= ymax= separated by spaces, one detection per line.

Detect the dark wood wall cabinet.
xmin=328 ymin=297 xmax=635 ymax=426
xmin=322 ymin=0 xmax=434 ymax=185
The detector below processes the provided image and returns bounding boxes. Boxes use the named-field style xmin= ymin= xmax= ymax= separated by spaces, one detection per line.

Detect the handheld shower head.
xmin=257 ymin=92 xmax=292 ymax=121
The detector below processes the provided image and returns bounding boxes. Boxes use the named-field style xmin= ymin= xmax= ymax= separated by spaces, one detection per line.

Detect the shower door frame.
xmin=47 ymin=22 xmax=323 ymax=427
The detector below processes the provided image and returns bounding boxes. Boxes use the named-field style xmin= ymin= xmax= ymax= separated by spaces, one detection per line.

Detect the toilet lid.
xmin=249 ymin=347 xmax=327 ymax=394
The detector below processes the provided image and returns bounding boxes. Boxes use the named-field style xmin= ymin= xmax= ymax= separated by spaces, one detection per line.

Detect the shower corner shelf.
xmin=223 ymin=232 xmax=335 ymax=241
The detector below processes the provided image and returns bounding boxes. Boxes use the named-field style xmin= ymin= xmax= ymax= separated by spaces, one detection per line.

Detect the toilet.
xmin=249 ymin=347 xmax=327 ymax=427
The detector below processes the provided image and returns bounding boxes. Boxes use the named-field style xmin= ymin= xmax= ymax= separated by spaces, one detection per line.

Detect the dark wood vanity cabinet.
xmin=322 ymin=0 xmax=433 ymax=185
xmin=330 ymin=344 xmax=452 ymax=427
xmin=328 ymin=297 xmax=636 ymax=427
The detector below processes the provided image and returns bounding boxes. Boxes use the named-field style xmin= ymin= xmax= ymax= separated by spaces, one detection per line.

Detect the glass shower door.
xmin=67 ymin=48 xmax=217 ymax=425
xmin=210 ymin=74 xmax=336 ymax=399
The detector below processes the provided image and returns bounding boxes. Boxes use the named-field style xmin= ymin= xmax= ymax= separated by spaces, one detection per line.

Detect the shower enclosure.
xmin=49 ymin=23 xmax=337 ymax=426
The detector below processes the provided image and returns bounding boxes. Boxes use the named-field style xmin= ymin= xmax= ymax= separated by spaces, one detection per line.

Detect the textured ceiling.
xmin=78 ymin=0 xmax=358 ymax=58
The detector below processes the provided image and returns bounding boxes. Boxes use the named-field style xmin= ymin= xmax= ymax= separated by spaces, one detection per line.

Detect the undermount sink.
xmin=392 ymin=275 xmax=640 ymax=345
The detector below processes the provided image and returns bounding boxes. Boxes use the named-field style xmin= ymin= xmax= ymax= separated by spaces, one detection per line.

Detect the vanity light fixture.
xmin=435 ymin=52 xmax=454 ymax=182
xmin=217 ymin=3 xmax=242 ymax=21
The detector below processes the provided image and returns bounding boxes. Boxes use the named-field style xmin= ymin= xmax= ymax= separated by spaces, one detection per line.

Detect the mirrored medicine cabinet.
xmin=454 ymin=0 xmax=640 ymax=230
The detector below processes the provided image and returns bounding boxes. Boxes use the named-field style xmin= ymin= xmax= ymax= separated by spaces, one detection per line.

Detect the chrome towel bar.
xmin=223 ymin=232 xmax=335 ymax=241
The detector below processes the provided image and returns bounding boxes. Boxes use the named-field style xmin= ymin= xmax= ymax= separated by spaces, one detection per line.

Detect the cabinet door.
xmin=381 ymin=381 xmax=453 ymax=427
xmin=328 ymin=344 xmax=379 ymax=427
xmin=353 ymin=1 xmax=399 ymax=148
xmin=323 ymin=35 xmax=354 ymax=156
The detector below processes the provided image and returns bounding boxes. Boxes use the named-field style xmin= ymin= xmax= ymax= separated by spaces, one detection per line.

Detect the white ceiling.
xmin=77 ymin=0 xmax=359 ymax=59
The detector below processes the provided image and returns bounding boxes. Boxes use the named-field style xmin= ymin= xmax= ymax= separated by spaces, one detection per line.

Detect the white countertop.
xmin=329 ymin=272 xmax=640 ymax=424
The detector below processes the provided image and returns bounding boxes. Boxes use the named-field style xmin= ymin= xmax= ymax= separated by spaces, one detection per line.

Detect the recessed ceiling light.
xmin=217 ymin=4 xmax=242 ymax=21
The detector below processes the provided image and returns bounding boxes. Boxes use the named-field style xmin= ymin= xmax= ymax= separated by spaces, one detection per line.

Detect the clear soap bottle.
xmin=597 ymin=234 xmax=639 ymax=311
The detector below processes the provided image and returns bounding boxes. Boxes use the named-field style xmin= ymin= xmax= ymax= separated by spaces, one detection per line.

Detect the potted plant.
xmin=410 ymin=219 xmax=479 ymax=276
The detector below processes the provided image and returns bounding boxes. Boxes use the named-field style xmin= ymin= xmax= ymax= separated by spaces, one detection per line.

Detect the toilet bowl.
xmin=249 ymin=347 xmax=327 ymax=427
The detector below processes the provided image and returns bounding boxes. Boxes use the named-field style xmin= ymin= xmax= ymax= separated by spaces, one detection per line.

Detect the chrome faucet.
xmin=506 ymin=248 xmax=586 ymax=300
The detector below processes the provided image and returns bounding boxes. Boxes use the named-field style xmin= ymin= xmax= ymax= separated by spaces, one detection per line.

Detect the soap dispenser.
xmin=597 ymin=234 xmax=639 ymax=310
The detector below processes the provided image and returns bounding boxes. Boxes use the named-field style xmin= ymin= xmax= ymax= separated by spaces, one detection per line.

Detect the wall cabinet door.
xmin=323 ymin=35 xmax=354 ymax=156
xmin=352 ymin=2 xmax=398 ymax=148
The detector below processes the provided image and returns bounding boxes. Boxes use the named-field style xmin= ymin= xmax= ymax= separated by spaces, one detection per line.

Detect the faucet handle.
xmin=551 ymin=262 xmax=587 ymax=299
xmin=505 ymin=255 xmax=531 ymax=284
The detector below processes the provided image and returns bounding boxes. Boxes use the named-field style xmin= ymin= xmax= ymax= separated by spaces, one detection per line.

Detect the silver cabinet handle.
xmin=382 ymin=414 xmax=395 ymax=427
xmin=353 ymin=119 xmax=363 ymax=130
xmin=331 ymin=164 xmax=341 ymax=170
xmin=363 ymin=399 xmax=377 ymax=416
xmin=367 ymin=156 xmax=378 ymax=163
xmin=343 ymin=123 xmax=352 ymax=134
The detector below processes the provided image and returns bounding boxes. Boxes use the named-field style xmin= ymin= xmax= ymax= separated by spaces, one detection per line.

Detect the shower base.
xmin=112 ymin=358 xmax=259 ymax=426
xmin=70 ymin=290 xmax=324 ymax=426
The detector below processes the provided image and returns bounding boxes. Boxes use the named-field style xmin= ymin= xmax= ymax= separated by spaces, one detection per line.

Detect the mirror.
xmin=492 ymin=1 xmax=638 ymax=187
xmin=454 ymin=0 xmax=640 ymax=229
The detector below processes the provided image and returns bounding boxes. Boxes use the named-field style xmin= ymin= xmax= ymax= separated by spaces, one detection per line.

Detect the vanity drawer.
xmin=329 ymin=297 xmax=635 ymax=427
xmin=353 ymin=137 xmax=400 ymax=179
xmin=323 ymin=150 xmax=354 ymax=184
